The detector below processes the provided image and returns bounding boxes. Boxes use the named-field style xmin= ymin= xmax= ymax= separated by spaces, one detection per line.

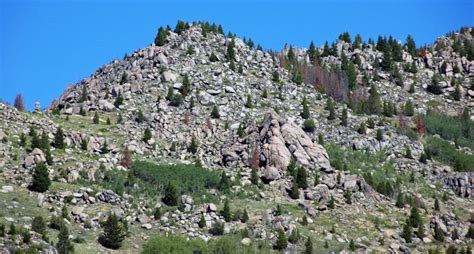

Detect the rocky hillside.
xmin=1 ymin=22 xmax=473 ymax=253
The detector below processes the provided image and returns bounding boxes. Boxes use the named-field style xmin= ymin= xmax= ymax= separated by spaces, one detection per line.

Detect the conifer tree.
xmin=114 ymin=92 xmax=124 ymax=108
xmin=142 ymin=128 xmax=152 ymax=142
xmin=31 ymin=130 xmax=41 ymax=150
xmin=327 ymin=98 xmax=336 ymax=120
xmin=404 ymin=100 xmax=414 ymax=116
xmin=274 ymin=229 xmax=288 ymax=250
xmin=222 ymin=199 xmax=232 ymax=222
xmin=245 ymin=95 xmax=253 ymax=108
xmin=32 ymin=216 xmax=47 ymax=236
xmin=453 ymin=83 xmax=462 ymax=101
xmin=241 ymin=209 xmax=249 ymax=223
xmin=211 ymin=105 xmax=220 ymax=119
xmin=347 ymin=62 xmax=357 ymax=90
xmin=304 ymin=237 xmax=313 ymax=254
xmin=188 ymin=137 xmax=198 ymax=154
xmin=301 ymin=99 xmax=310 ymax=119
xmin=341 ymin=107 xmax=348 ymax=126
xmin=30 ymin=162 xmax=51 ymax=193
xmin=344 ymin=189 xmax=352 ymax=204
xmin=289 ymin=180 xmax=300 ymax=199
xmin=401 ymin=219 xmax=412 ymax=243
xmin=288 ymin=228 xmax=300 ymax=244
xmin=209 ymin=52 xmax=218 ymax=62
xmin=227 ymin=39 xmax=236 ymax=61
xmin=162 ymin=181 xmax=179 ymax=206
xmin=433 ymin=223 xmax=444 ymax=242
xmin=154 ymin=26 xmax=167 ymax=46
xmin=101 ymin=139 xmax=109 ymax=154
xmin=98 ymin=213 xmax=128 ymax=249
xmin=198 ymin=213 xmax=206 ymax=228
xmin=406 ymin=35 xmax=417 ymax=57
xmin=366 ymin=84 xmax=382 ymax=115
xmin=93 ymin=112 xmax=100 ymax=124
xmin=308 ymin=41 xmax=318 ymax=63
xmin=296 ymin=166 xmax=308 ymax=189
xmin=136 ymin=109 xmax=145 ymax=123
xmin=409 ymin=206 xmax=422 ymax=228
xmin=57 ymin=224 xmax=74 ymax=254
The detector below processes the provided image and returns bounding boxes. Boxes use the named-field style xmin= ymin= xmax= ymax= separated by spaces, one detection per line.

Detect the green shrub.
xmin=209 ymin=221 xmax=225 ymax=236
xmin=303 ymin=119 xmax=316 ymax=132
xmin=426 ymin=136 xmax=474 ymax=172
xmin=142 ymin=235 xmax=206 ymax=254
xmin=132 ymin=161 xmax=220 ymax=200
xmin=425 ymin=111 xmax=474 ymax=150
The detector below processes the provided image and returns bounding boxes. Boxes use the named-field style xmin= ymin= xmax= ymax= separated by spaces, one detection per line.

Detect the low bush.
xmin=426 ymin=136 xmax=474 ymax=172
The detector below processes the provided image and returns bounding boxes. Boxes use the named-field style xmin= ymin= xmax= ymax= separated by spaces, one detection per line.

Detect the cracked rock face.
xmin=259 ymin=111 xmax=330 ymax=177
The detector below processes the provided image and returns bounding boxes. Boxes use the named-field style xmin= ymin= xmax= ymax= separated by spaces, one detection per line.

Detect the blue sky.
xmin=1 ymin=0 xmax=473 ymax=110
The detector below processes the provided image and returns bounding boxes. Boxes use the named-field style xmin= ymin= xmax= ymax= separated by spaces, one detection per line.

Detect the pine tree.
xmin=209 ymin=52 xmax=218 ymax=62
xmin=301 ymin=99 xmax=310 ymax=119
xmin=251 ymin=167 xmax=259 ymax=185
xmin=101 ymin=139 xmax=109 ymax=154
xmin=328 ymin=195 xmax=335 ymax=209
xmin=376 ymin=128 xmax=383 ymax=141
xmin=428 ymin=74 xmax=443 ymax=95
xmin=227 ymin=39 xmax=236 ymax=61
xmin=367 ymin=83 xmax=382 ymax=115
xmin=433 ymin=223 xmax=444 ymax=242
xmin=245 ymin=95 xmax=253 ymax=108
xmin=188 ymin=137 xmax=198 ymax=154
xmin=453 ymin=83 xmax=462 ymax=101
xmin=416 ymin=222 xmax=425 ymax=239
xmin=296 ymin=166 xmax=308 ymax=189
xmin=136 ymin=109 xmax=145 ymax=123
xmin=98 ymin=213 xmax=128 ymax=249
xmin=344 ymin=189 xmax=352 ymax=204
xmin=341 ymin=107 xmax=348 ymax=126
xmin=32 ymin=216 xmax=47 ymax=235
xmin=241 ymin=209 xmax=249 ymax=223
xmin=396 ymin=192 xmax=405 ymax=208
xmin=409 ymin=206 xmax=422 ymax=228
xmin=142 ymin=128 xmax=152 ymax=142
xmin=434 ymin=198 xmax=440 ymax=211
xmin=406 ymin=35 xmax=417 ymax=57
xmin=57 ymin=224 xmax=74 ymax=254
xmin=272 ymin=70 xmax=280 ymax=82
xmin=120 ymin=72 xmax=128 ymax=85
xmin=93 ymin=112 xmax=100 ymax=124
xmin=53 ymin=127 xmax=65 ymax=149
xmin=114 ymin=92 xmax=124 ymax=108
xmin=162 ymin=181 xmax=179 ymax=206
xmin=218 ymin=171 xmax=230 ymax=191
xmin=211 ymin=105 xmax=220 ymax=119
xmin=404 ymin=100 xmax=414 ymax=116
xmin=308 ymin=41 xmax=318 ymax=63
xmin=31 ymin=130 xmax=41 ymax=150
xmin=117 ymin=113 xmax=123 ymax=124
xmin=349 ymin=239 xmax=356 ymax=251
xmin=288 ymin=228 xmax=300 ymax=244
xmin=401 ymin=219 xmax=412 ymax=243
xmin=327 ymin=98 xmax=336 ymax=120
xmin=304 ymin=237 xmax=313 ymax=254
xmin=30 ymin=162 xmax=51 ymax=192
xmin=347 ymin=62 xmax=357 ymax=91
xmin=274 ymin=229 xmax=288 ymax=250
xmin=289 ymin=180 xmax=300 ymax=199
xmin=154 ymin=27 xmax=167 ymax=46
xmin=198 ymin=213 xmax=206 ymax=228
xmin=222 ymin=199 xmax=232 ymax=222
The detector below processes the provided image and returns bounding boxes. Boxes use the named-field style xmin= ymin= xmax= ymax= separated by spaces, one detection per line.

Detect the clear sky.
xmin=1 ymin=0 xmax=473 ymax=110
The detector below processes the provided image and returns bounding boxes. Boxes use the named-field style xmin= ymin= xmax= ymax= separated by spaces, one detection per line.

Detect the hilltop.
xmin=1 ymin=21 xmax=473 ymax=253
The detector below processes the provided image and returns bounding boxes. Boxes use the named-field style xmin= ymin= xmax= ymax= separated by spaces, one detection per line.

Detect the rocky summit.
xmin=1 ymin=22 xmax=474 ymax=253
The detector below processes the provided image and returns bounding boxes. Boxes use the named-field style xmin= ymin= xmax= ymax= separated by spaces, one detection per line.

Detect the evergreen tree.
xmin=173 ymin=20 xmax=186 ymax=35
xmin=376 ymin=128 xmax=383 ymax=141
xmin=304 ymin=237 xmax=313 ymax=254
xmin=434 ymin=198 xmax=440 ymax=211
xmin=188 ymin=137 xmax=198 ymax=154
xmin=274 ymin=229 xmax=288 ymax=250
xmin=209 ymin=52 xmax=218 ymax=62
xmin=344 ymin=189 xmax=352 ymax=204
xmin=19 ymin=132 xmax=27 ymax=147
xmin=287 ymin=46 xmax=295 ymax=62
xmin=53 ymin=126 xmax=65 ymax=149
xmin=409 ymin=82 xmax=415 ymax=93
xmin=366 ymin=84 xmax=382 ymax=115
xmin=433 ymin=223 xmax=445 ymax=242
xmin=31 ymin=130 xmax=41 ymax=150
xmin=354 ymin=34 xmax=363 ymax=49
xmin=222 ymin=199 xmax=232 ymax=222
xmin=404 ymin=100 xmax=414 ymax=116
xmin=32 ymin=216 xmax=47 ymax=235
xmin=327 ymin=98 xmax=336 ymax=120
xmin=296 ymin=166 xmax=308 ymax=189
xmin=120 ymin=72 xmax=128 ymax=85
xmin=241 ymin=209 xmax=249 ymax=223
xmin=114 ymin=92 xmax=124 ymax=108
xmin=93 ymin=112 xmax=100 ymax=124
xmin=101 ymin=139 xmax=109 ymax=154
xmin=227 ymin=39 xmax=236 ymax=61
xmin=347 ymin=62 xmax=357 ymax=91
xmin=211 ymin=105 xmax=220 ymax=119
xmin=328 ymin=195 xmax=335 ymax=209
xmin=245 ymin=94 xmax=253 ymax=108
xmin=154 ymin=26 xmax=167 ymax=46
xmin=453 ymin=83 xmax=462 ymax=101
xmin=238 ymin=64 xmax=243 ymax=74
xmin=98 ymin=213 xmax=128 ymax=249
xmin=406 ymin=35 xmax=417 ymax=57
xmin=396 ymin=192 xmax=405 ymax=208
xmin=218 ymin=171 xmax=230 ymax=192
xmin=30 ymin=162 xmax=51 ymax=192
xmin=341 ymin=107 xmax=348 ymax=126
xmin=288 ymin=228 xmax=300 ymax=244
xmin=416 ymin=222 xmax=425 ymax=239
xmin=301 ymin=100 xmax=310 ymax=119
xmin=401 ymin=219 xmax=412 ymax=243
xmin=428 ymin=74 xmax=443 ymax=95
xmin=237 ymin=124 xmax=245 ymax=138
xmin=289 ymin=180 xmax=300 ymax=199
xmin=251 ymin=167 xmax=259 ymax=185
xmin=136 ymin=109 xmax=145 ymax=123
xmin=40 ymin=131 xmax=50 ymax=150
xmin=142 ymin=128 xmax=152 ymax=143
xmin=349 ymin=239 xmax=356 ymax=251
xmin=57 ymin=224 xmax=74 ymax=254
xmin=409 ymin=206 xmax=422 ymax=228
xmin=308 ymin=41 xmax=318 ymax=63
xmin=198 ymin=213 xmax=206 ymax=228
xmin=162 ymin=181 xmax=179 ymax=206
